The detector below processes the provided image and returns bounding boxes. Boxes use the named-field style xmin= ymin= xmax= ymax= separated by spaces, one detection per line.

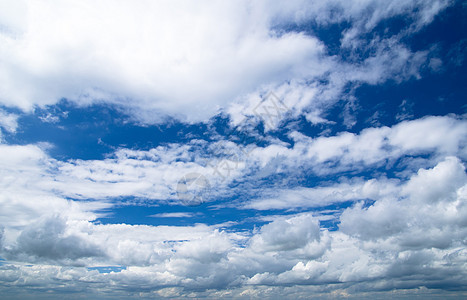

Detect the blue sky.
xmin=0 ymin=0 xmax=466 ymax=299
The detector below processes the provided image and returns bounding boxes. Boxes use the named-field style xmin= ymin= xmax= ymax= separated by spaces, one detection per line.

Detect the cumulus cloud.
xmin=243 ymin=159 xmax=467 ymax=290
xmin=249 ymin=214 xmax=321 ymax=253
xmin=1 ymin=170 xmax=466 ymax=294
xmin=10 ymin=215 xmax=104 ymax=262
xmin=340 ymin=157 xmax=467 ymax=245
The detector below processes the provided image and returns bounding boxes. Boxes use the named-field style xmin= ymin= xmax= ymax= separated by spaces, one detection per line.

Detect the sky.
xmin=0 ymin=0 xmax=466 ymax=299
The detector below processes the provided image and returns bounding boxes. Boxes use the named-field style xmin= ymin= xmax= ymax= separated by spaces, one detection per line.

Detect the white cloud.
xmin=389 ymin=116 xmax=467 ymax=154
xmin=244 ymin=178 xmax=400 ymax=211
xmin=0 ymin=0 xmax=326 ymax=122
xmin=0 ymin=0 xmax=465 ymax=287
xmin=0 ymin=109 xmax=18 ymax=134
xmin=339 ymin=157 xmax=467 ymax=245
xmin=2 ymin=115 xmax=461 ymax=217
xmin=10 ymin=215 xmax=105 ymax=263
xmin=148 ymin=212 xmax=198 ymax=218
xmin=402 ymin=156 xmax=467 ymax=203
xmin=0 ymin=0 xmax=450 ymax=124
xmin=0 ymin=115 xmax=463 ymax=226
xmin=1 ymin=176 xmax=466 ymax=295
xmin=226 ymin=40 xmax=431 ymax=131
xmin=241 ymin=115 xmax=466 ymax=212
xmin=245 ymin=157 xmax=467 ymax=288
xmin=0 ymin=165 xmax=466 ymax=295
xmin=248 ymin=213 xmax=321 ymax=253
xmin=242 ymin=115 xmax=467 ymax=182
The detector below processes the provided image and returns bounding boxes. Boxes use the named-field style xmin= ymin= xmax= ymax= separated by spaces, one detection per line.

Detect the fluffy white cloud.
xmin=1 ymin=119 xmax=463 ymax=272
xmin=0 ymin=0 xmax=325 ymax=121
xmin=248 ymin=213 xmax=321 ymax=253
xmin=242 ymin=115 xmax=466 ymax=211
xmin=340 ymin=157 xmax=467 ymax=244
xmin=0 ymin=144 xmax=105 ymax=241
xmin=242 ymin=158 xmax=467 ymax=290
xmin=10 ymin=215 xmax=105 ymax=263
xmin=0 ymin=0 xmax=450 ymax=123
